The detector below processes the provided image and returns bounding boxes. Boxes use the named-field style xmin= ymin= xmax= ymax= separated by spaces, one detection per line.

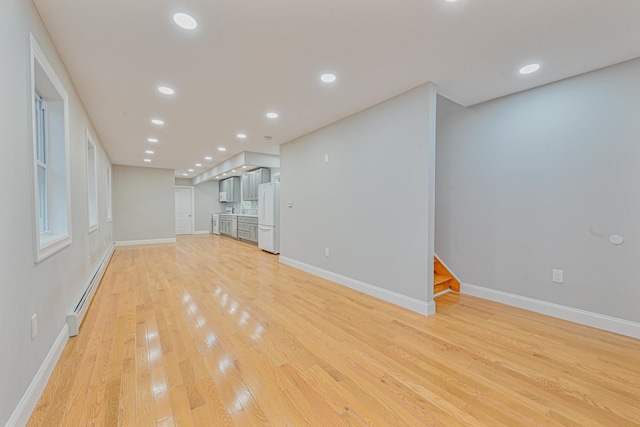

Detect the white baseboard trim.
xmin=461 ymin=283 xmax=640 ymax=339
xmin=193 ymin=230 xmax=210 ymax=235
xmin=114 ymin=238 xmax=176 ymax=246
xmin=6 ymin=324 xmax=69 ymax=427
xmin=279 ymin=256 xmax=435 ymax=316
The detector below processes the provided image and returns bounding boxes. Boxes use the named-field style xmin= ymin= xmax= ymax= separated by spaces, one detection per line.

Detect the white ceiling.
xmin=33 ymin=0 xmax=640 ymax=178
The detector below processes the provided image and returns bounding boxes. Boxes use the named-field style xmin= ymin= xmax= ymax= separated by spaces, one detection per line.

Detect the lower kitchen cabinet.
xmin=237 ymin=216 xmax=258 ymax=244
xmin=219 ymin=215 xmax=237 ymax=238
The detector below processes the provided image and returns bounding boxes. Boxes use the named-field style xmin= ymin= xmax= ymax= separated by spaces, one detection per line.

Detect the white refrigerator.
xmin=258 ymin=182 xmax=280 ymax=254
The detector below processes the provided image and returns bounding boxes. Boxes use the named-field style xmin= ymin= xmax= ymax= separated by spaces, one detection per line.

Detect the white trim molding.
xmin=30 ymin=34 xmax=72 ymax=264
xmin=115 ymin=237 xmax=176 ymax=246
xmin=193 ymin=230 xmax=210 ymax=235
xmin=280 ymin=256 xmax=435 ymax=316
xmin=461 ymin=283 xmax=640 ymax=339
xmin=5 ymin=324 xmax=69 ymax=427
xmin=85 ymin=129 xmax=99 ymax=233
xmin=115 ymin=238 xmax=177 ymax=247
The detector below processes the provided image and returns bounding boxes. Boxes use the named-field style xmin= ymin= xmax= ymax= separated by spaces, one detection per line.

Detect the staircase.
xmin=434 ymin=255 xmax=460 ymax=295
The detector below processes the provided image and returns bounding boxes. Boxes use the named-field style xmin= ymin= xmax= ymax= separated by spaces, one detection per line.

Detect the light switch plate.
xmin=552 ymin=269 xmax=564 ymax=283
xmin=31 ymin=314 xmax=38 ymax=340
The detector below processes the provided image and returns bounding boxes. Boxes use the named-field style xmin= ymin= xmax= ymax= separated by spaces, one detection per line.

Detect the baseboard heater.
xmin=66 ymin=243 xmax=115 ymax=337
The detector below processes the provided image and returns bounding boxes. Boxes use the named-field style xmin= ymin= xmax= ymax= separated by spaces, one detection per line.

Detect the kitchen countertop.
xmin=216 ymin=213 xmax=258 ymax=217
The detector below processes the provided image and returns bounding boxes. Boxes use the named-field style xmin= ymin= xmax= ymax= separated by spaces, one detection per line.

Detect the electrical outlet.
xmin=31 ymin=314 xmax=38 ymax=340
xmin=324 ymin=154 xmax=329 ymax=163
xmin=552 ymin=269 xmax=564 ymax=284
xmin=325 ymin=248 xmax=330 ymax=257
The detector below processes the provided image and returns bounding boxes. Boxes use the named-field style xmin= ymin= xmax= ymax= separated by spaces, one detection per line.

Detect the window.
xmin=35 ymin=94 xmax=48 ymax=233
xmin=30 ymin=34 xmax=71 ymax=262
xmin=106 ymin=163 xmax=112 ymax=222
xmin=86 ymin=131 xmax=98 ymax=232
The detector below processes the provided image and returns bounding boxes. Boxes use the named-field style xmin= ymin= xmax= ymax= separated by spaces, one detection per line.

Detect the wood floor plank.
xmin=26 ymin=235 xmax=640 ymax=426
xmin=136 ymin=347 xmax=156 ymax=427
xmin=117 ymin=357 xmax=137 ymax=426
xmin=177 ymin=360 xmax=206 ymax=411
xmin=168 ymin=385 xmax=195 ymax=427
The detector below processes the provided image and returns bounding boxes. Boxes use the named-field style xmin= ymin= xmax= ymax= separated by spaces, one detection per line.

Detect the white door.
xmin=175 ymin=188 xmax=193 ymax=235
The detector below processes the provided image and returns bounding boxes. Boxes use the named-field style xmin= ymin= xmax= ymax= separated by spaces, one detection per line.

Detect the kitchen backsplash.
xmin=226 ymin=200 xmax=258 ymax=215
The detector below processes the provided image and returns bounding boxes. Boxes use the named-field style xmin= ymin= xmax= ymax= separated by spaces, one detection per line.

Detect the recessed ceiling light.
xmin=218 ymin=147 xmax=226 ymax=151
xmin=205 ymin=156 xmax=212 ymax=160
xmin=519 ymin=63 xmax=540 ymax=75
xmin=195 ymin=163 xmax=202 ymax=167
xmin=182 ymin=173 xmax=188 ymax=176
xmin=173 ymin=13 xmax=197 ymax=30
xmin=148 ymin=138 xmax=158 ymax=143
xmin=242 ymin=165 xmax=247 ymax=169
xmin=236 ymin=133 xmax=247 ymax=139
xmin=151 ymin=119 xmax=164 ymax=125
xmin=320 ymin=73 xmax=336 ymax=83
xmin=143 ymin=159 xmax=151 ymax=163
xmin=266 ymin=112 xmax=278 ymax=119
xmin=222 ymin=173 xmax=227 ymax=176
xmin=158 ymin=86 xmax=174 ymax=95
xmin=215 ymin=176 xmax=220 ymax=179
xmin=145 ymin=150 xmax=154 ymax=154
xmin=231 ymin=170 xmax=236 ymax=173
xmin=188 ymin=169 xmax=194 ymax=172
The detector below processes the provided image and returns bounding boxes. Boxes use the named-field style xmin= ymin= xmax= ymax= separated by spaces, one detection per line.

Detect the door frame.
xmin=175 ymin=185 xmax=195 ymax=235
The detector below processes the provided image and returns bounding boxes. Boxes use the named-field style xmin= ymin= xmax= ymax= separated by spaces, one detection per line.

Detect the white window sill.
xmin=36 ymin=233 xmax=71 ymax=263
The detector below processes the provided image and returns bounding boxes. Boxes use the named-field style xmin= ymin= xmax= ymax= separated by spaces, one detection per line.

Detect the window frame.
xmin=30 ymin=34 xmax=72 ymax=263
xmin=86 ymin=130 xmax=99 ymax=233
xmin=106 ymin=163 xmax=112 ymax=223
xmin=35 ymin=93 xmax=49 ymax=234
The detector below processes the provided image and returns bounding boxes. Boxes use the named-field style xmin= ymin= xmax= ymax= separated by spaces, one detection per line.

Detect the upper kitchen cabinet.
xmin=242 ymin=168 xmax=271 ymax=201
xmin=219 ymin=177 xmax=240 ymax=202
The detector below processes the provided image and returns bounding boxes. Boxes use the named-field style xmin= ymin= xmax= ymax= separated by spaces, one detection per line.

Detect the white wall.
xmin=280 ymin=83 xmax=437 ymax=313
xmin=113 ymin=166 xmax=175 ymax=243
xmin=436 ymin=58 xmax=640 ymax=323
xmin=194 ymin=181 xmax=220 ymax=232
xmin=0 ymin=0 xmax=114 ymax=424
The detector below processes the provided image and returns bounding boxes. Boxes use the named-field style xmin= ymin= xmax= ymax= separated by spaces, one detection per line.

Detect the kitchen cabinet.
xmin=219 ymin=177 xmax=240 ymax=203
xmin=219 ymin=215 xmax=237 ymax=238
xmin=237 ymin=216 xmax=258 ymax=244
xmin=242 ymin=168 xmax=270 ymax=201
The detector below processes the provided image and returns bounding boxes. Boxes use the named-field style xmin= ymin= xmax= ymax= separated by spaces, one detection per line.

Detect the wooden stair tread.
xmin=434 ymin=274 xmax=452 ymax=286
xmin=434 ymin=256 xmax=460 ymax=293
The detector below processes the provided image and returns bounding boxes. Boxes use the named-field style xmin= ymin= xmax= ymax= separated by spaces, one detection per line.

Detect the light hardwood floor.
xmin=28 ymin=235 xmax=640 ymax=426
